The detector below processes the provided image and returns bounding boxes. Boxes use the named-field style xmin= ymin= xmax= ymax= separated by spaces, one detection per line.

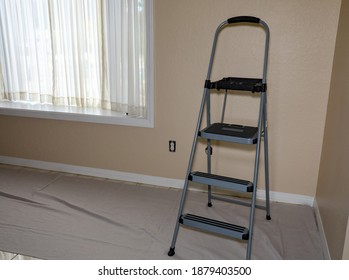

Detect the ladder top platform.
xmin=207 ymin=77 xmax=264 ymax=92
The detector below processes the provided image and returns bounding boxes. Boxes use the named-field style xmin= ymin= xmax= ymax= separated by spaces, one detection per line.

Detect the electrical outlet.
xmin=169 ymin=140 xmax=176 ymax=152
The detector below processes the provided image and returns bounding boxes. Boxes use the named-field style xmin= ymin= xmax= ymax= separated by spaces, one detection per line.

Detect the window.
xmin=0 ymin=0 xmax=153 ymax=127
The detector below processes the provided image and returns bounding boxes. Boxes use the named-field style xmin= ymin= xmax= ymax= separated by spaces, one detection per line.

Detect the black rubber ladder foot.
xmin=207 ymin=202 xmax=213 ymax=207
xmin=168 ymin=247 xmax=175 ymax=257
xmin=266 ymin=215 xmax=271 ymax=220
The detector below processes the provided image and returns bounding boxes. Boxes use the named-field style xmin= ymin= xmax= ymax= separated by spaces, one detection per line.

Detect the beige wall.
xmin=0 ymin=0 xmax=341 ymax=198
xmin=316 ymin=0 xmax=349 ymax=260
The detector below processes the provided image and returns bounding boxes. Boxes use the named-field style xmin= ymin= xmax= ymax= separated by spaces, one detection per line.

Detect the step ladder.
xmin=168 ymin=16 xmax=271 ymax=260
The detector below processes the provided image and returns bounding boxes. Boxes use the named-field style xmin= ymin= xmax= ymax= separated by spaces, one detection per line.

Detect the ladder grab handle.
xmin=227 ymin=16 xmax=260 ymax=24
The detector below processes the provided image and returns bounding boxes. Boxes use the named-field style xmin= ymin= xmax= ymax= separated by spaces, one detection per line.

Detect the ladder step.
xmin=189 ymin=172 xmax=253 ymax=192
xmin=180 ymin=214 xmax=249 ymax=240
xmin=200 ymin=123 xmax=258 ymax=144
xmin=208 ymin=77 xmax=264 ymax=92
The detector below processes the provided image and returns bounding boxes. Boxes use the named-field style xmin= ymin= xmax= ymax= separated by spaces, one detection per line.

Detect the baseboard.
xmin=256 ymin=189 xmax=314 ymax=206
xmin=313 ymin=199 xmax=331 ymax=259
xmin=0 ymin=156 xmax=184 ymax=189
xmin=0 ymin=155 xmax=314 ymax=206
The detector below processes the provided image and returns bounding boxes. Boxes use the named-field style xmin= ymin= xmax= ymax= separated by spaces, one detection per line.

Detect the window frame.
xmin=0 ymin=0 xmax=154 ymax=128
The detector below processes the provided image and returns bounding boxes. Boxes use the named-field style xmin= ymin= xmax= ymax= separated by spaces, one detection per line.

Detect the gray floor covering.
xmin=0 ymin=164 xmax=324 ymax=260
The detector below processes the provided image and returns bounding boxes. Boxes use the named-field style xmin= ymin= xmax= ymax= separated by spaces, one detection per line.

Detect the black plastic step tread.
xmin=208 ymin=77 xmax=263 ymax=92
xmin=190 ymin=171 xmax=253 ymax=192
xmin=180 ymin=213 xmax=249 ymax=240
xmin=200 ymin=123 xmax=258 ymax=144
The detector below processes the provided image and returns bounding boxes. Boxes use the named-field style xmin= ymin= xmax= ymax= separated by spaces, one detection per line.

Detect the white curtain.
xmin=104 ymin=0 xmax=147 ymax=116
xmin=0 ymin=0 xmax=52 ymax=103
xmin=0 ymin=0 xmax=147 ymax=117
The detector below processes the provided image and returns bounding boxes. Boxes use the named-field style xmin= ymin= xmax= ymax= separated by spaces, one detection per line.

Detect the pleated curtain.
xmin=0 ymin=0 xmax=147 ymax=117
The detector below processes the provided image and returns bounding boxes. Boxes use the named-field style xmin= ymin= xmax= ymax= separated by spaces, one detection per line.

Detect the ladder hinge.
xmin=204 ymin=79 xmax=211 ymax=89
xmin=262 ymin=83 xmax=267 ymax=92
xmin=205 ymin=146 xmax=213 ymax=155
